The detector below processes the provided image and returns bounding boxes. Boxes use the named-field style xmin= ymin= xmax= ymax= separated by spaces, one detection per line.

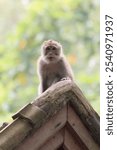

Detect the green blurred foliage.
xmin=0 ymin=0 xmax=99 ymax=122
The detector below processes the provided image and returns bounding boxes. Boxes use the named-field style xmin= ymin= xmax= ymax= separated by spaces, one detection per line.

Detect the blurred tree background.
xmin=0 ymin=0 xmax=99 ymax=122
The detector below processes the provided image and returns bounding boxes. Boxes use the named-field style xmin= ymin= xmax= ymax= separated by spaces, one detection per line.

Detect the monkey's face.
xmin=42 ymin=40 xmax=62 ymax=63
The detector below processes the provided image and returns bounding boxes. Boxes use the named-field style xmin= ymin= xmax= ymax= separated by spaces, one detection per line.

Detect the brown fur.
xmin=37 ymin=40 xmax=74 ymax=94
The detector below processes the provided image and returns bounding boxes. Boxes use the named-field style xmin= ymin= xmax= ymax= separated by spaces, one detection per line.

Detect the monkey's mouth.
xmin=47 ymin=56 xmax=55 ymax=61
xmin=48 ymin=57 xmax=54 ymax=60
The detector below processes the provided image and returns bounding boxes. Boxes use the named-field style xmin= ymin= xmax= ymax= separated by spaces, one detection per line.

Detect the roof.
xmin=0 ymin=80 xmax=100 ymax=150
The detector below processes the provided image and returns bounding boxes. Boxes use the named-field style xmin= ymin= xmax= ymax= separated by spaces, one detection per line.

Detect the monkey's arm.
xmin=58 ymin=57 xmax=74 ymax=81
xmin=37 ymin=58 xmax=48 ymax=93
xmin=39 ymin=78 xmax=48 ymax=93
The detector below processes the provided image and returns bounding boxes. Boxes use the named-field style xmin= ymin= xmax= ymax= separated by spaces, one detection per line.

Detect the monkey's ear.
xmin=42 ymin=41 xmax=48 ymax=49
xmin=43 ymin=40 xmax=48 ymax=44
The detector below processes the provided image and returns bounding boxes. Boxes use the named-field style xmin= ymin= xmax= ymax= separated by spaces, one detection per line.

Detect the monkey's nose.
xmin=48 ymin=52 xmax=53 ymax=55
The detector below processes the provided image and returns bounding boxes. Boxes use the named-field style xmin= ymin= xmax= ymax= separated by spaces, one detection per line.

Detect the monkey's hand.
xmin=61 ymin=77 xmax=71 ymax=81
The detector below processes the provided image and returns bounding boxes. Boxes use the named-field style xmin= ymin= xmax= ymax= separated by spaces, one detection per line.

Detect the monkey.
xmin=37 ymin=40 xmax=74 ymax=94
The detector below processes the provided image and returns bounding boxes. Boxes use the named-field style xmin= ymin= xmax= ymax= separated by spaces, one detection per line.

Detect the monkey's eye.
xmin=46 ymin=47 xmax=51 ymax=51
xmin=52 ymin=47 xmax=56 ymax=50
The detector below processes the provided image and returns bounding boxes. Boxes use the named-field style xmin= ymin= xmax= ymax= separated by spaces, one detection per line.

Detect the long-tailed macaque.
xmin=37 ymin=40 xmax=74 ymax=94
